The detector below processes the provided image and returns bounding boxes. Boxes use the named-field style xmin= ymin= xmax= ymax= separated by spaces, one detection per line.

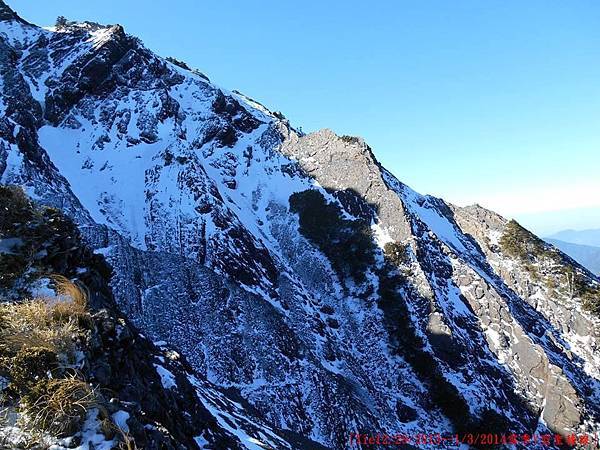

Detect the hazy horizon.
xmin=506 ymin=207 xmax=600 ymax=237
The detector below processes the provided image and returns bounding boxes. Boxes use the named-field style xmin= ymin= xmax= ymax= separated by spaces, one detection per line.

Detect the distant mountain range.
xmin=545 ymin=239 xmax=600 ymax=275
xmin=547 ymin=228 xmax=600 ymax=247
xmin=546 ymin=229 xmax=600 ymax=274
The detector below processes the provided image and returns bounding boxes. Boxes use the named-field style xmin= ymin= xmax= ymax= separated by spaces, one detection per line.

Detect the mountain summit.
xmin=0 ymin=0 xmax=20 ymax=22
xmin=1 ymin=2 xmax=599 ymax=448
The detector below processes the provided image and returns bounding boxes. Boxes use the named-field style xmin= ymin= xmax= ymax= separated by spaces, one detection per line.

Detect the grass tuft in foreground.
xmin=0 ymin=278 xmax=109 ymax=440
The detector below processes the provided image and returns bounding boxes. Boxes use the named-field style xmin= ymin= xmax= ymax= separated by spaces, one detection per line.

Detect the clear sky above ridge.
xmin=12 ymin=0 xmax=600 ymax=235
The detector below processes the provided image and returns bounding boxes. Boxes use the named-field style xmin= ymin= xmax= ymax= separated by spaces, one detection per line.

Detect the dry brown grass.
xmin=51 ymin=275 xmax=88 ymax=309
xmin=0 ymin=277 xmax=103 ymax=442
xmin=0 ymin=277 xmax=90 ymax=360
xmin=42 ymin=275 xmax=89 ymax=324
xmin=118 ymin=432 xmax=140 ymax=450
xmin=21 ymin=376 xmax=100 ymax=436
xmin=0 ymin=299 xmax=80 ymax=358
xmin=114 ymin=424 xmax=140 ymax=450
xmin=99 ymin=417 xmax=140 ymax=449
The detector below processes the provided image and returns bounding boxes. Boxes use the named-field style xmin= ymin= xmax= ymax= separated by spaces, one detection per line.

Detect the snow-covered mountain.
xmin=1 ymin=1 xmax=600 ymax=448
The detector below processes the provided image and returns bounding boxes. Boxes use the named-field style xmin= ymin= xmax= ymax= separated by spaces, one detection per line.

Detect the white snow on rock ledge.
xmin=153 ymin=363 xmax=177 ymax=389
xmin=188 ymin=375 xmax=293 ymax=450
xmin=49 ymin=409 xmax=115 ymax=450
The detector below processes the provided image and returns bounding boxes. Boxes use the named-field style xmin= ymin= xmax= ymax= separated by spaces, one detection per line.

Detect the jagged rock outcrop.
xmin=1 ymin=1 xmax=599 ymax=448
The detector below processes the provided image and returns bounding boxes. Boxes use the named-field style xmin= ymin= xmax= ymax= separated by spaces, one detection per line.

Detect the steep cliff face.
xmin=1 ymin=2 xmax=599 ymax=448
xmin=0 ymin=186 xmax=324 ymax=449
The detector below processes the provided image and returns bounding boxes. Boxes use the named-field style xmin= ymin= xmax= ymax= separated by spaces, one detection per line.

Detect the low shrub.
xmin=4 ymin=347 xmax=58 ymax=396
xmin=165 ymin=56 xmax=191 ymax=71
xmin=576 ymin=280 xmax=600 ymax=315
xmin=0 ymin=254 xmax=31 ymax=290
xmin=499 ymin=220 xmax=549 ymax=263
xmin=340 ymin=135 xmax=360 ymax=144
xmin=289 ymin=189 xmax=376 ymax=282
xmin=0 ymin=185 xmax=33 ymax=233
xmin=21 ymin=376 xmax=101 ymax=437
xmin=383 ymin=241 xmax=410 ymax=267
xmin=101 ymin=419 xmax=140 ymax=450
xmin=501 ymin=220 xmax=600 ymax=316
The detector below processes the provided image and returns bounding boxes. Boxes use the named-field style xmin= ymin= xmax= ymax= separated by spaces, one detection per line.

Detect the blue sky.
xmin=13 ymin=0 xmax=600 ymax=235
